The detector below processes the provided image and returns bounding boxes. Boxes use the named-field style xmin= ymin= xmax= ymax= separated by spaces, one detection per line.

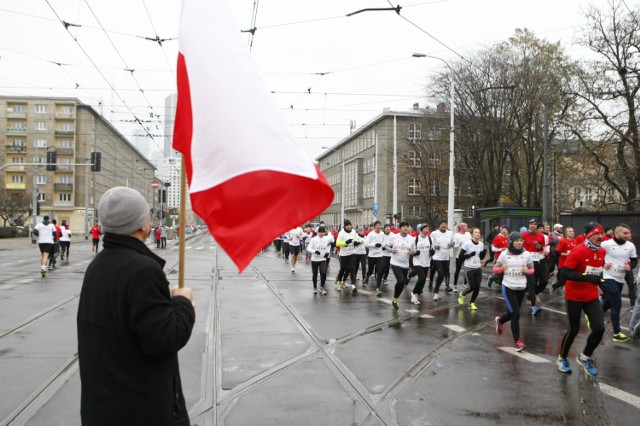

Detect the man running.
xmin=336 ymin=220 xmax=360 ymax=293
xmin=308 ymin=226 xmax=331 ymax=295
xmin=390 ymin=222 xmax=416 ymax=309
xmin=430 ymin=220 xmax=454 ymax=301
xmin=90 ymin=223 xmax=102 ymax=254
xmin=410 ymin=224 xmax=433 ymax=305
xmin=33 ymin=215 xmax=57 ymax=277
xmin=364 ymin=220 xmax=386 ymax=296
xmin=522 ymin=219 xmax=547 ymax=315
xmin=59 ymin=220 xmax=72 ymax=263
xmin=288 ymin=226 xmax=304 ymax=273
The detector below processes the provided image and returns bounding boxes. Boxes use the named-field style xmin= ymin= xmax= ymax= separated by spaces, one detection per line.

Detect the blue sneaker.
xmin=532 ymin=306 xmax=542 ymax=316
xmin=576 ymin=353 xmax=598 ymax=376
xmin=556 ymin=356 xmax=572 ymax=374
xmin=487 ymin=275 xmax=494 ymax=289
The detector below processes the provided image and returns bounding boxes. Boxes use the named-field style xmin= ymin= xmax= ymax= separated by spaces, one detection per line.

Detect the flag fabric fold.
xmin=173 ymin=0 xmax=333 ymax=271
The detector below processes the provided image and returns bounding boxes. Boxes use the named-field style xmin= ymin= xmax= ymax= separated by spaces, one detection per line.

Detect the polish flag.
xmin=173 ymin=0 xmax=333 ymax=271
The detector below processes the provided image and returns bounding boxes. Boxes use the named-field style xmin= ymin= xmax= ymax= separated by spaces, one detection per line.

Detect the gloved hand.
xmin=535 ymin=243 xmax=542 ymax=250
xmin=582 ymin=274 xmax=602 ymax=284
xmin=346 ymin=239 xmax=353 ymax=244
xmin=470 ymin=251 xmax=477 ymax=256
xmin=375 ymin=243 xmax=382 ymax=248
xmin=353 ymin=241 xmax=360 ymax=246
xmin=314 ymin=250 xmax=321 ymax=255
xmin=434 ymin=245 xmax=441 ymax=250
xmin=414 ymin=250 xmax=421 ymax=256
xmin=324 ymin=253 xmax=329 ymax=258
xmin=429 ymin=249 xmax=436 ymax=256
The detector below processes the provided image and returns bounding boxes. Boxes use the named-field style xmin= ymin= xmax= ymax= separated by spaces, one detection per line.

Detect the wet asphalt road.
xmin=0 ymin=233 xmax=638 ymax=425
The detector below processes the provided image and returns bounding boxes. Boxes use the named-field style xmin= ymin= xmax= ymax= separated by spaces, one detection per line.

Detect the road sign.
xmin=151 ymin=180 xmax=160 ymax=189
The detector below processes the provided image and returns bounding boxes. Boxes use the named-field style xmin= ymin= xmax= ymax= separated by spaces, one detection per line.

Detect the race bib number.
xmin=439 ymin=245 xmax=450 ymax=252
xmin=584 ymin=265 xmax=603 ymax=275
xmin=505 ymin=269 xmax=524 ymax=278
xmin=609 ymin=265 xmax=627 ymax=278
xmin=530 ymin=252 xmax=543 ymax=262
xmin=468 ymin=255 xmax=481 ymax=268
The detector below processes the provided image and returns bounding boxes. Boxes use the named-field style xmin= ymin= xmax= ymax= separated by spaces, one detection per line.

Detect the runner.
xmin=430 ymin=220 xmax=454 ymax=301
xmin=452 ymin=222 xmax=471 ymax=292
xmin=556 ymin=222 xmax=606 ymax=376
xmin=458 ymin=227 xmax=486 ymax=310
xmin=551 ymin=226 xmax=577 ymax=291
xmin=288 ymin=226 xmax=304 ymax=274
xmin=600 ymin=223 xmax=636 ymax=343
xmin=522 ymin=219 xmax=547 ymax=315
xmin=353 ymin=227 xmax=367 ymax=284
xmin=308 ymin=226 xmax=331 ymax=295
xmin=487 ymin=226 xmax=509 ymax=288
xmin=33 ymin=215 xmax=56 ymax=277
xmin=410 ymin=224 xmax=433 ymax=305
xmin=90 ymin=223 xmax=102 ymax=253
xmin=59 ymin=220 xmax=72 ymax=264
xmin=364 ymin=220 xmax=386 ymax=296
xmin=381 ymin=224 xmax=393 ymax=285
xmin=335 ymin=220 xmax=359 ymax=293
xmin=48 ymin=218 xmax=62 ymax=270
xmin=494 ymin=232 xmax=534 ymax=352
xmin=390 ymin=222 xmax=416 ymax=309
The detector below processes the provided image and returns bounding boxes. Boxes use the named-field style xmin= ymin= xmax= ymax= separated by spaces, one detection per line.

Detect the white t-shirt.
xmin=602 ymin=239 xmax=637 ymax=283
xmin=453 ymin=231 xmax=471 ymax=259
xmin=34 ymin=222 xmax=56 ymax=244
xmin=390 ymin=233 xmax=416 ymax=269
xmin=60 ymin=228 xmax=72 ymax=242
xmin=308 ymin=235 xmax=331 ymax=262
xmin=337 ymin=229 xmax=359 ymax=256
xmin=288 ymin=227 xmax=304 ymax=246
xmin=461 ymin=240 xmax=484 ymax=269
xmin=382 ymin=232 xmax=394 ymax=257
xmin=413 ymin=234 xmax=433 ymax=267
xmin=431 ymin=229 xmax=454 ymax=261
xmin=365 ymin=230 xmax=386 ymax=258
xmin=496 ymin=251 xmax=533 ymax=290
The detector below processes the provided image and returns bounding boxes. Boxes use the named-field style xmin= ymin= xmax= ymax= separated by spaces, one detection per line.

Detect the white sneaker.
xmin=411 ymin=293 xmax=420 ymax=305
xmin=433 ymin=293 xmax=440 ymax=301
xmin=454 ymin=286 xmax=458 ymax=293
xmin=291 ymin=268 xmax=295 ymax=274
xmin=313 ymin=288 xmax=317 ymax=294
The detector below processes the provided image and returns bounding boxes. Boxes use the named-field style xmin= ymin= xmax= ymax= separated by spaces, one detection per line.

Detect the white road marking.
xmin=404 ymin=308 xmax=420 ymax=313
xmin=358 ymin=289 xmax=372 ymax=295
xmin=17 ymin=279 xmax=33 ymax=284
xmin=443 ymin=324 xmax=466 ymax=333
xmin=379 ymin=298 xmax=392 ymax=305
xmin=0 ymin=284 xmax=16 ymax=290
xmin=420 ymin=314 xmax=434 ymax=319
xmin=541 ymin=306 xmax=566 ymax=315
xmin=600 ymin=383 xmax=640 ymax=408
xmin=497 ymin=347 xmax=551 ymax=363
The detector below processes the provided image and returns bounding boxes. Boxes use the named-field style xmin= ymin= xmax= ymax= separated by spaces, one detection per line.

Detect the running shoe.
xmin=495 ymin=316 xmax=503 ymax=335
xmin=336 ymin=282 xmax=344 ymax=291
xmin=487 ymin=275 xmax=494 ymax=288
xmin=532 ymin=306 xmax=542 ymax=316
xmin=313 ymin=288 xmax=317 ymax=294
xmin=411 ymin=293 xmax=420 ymax=305
xmin=351 ymin=285 xmax=358 ymax=294
xmin=392 ymin=298 xmax=399 ymax=309
xmin=557 ymin=356 xmax=572 ymax=374
xmin=40 ymin=269 xmax=46 ymax=278
xmin=454 ymin=285 xmax=458 ymax=293
xmin=375 ymin=289 xmax=383 ymax=297
xmin=612 ymin=332 xmax=630 ymax=343
xmin=291 ymin=268 xmax=295 ymax=274
xmin=514 ymin=339 xmax=526 ymax=352
xmin=576 ymin=353 xmax=598 ymax=376
xmin=469 ymin=302 xmax=477 ymax=311
xmin=432 ymin=293 xmax=440 ymax=302
xmin=320 ymin=288 xmax=327 ymax=296
xmin=445 ymin=286 xmax=453 ymax=293
xmin=458 ymin=294 xmax=465 ymax=305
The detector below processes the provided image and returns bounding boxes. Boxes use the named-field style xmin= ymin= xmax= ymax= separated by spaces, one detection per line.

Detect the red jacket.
xmin=564 ymin=242 xmax=605 ymax=302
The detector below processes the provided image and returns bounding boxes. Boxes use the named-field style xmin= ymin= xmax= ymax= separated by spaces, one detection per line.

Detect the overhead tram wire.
xmin=44 ymin=0 xmax=157 ymax=144
xmin=141 ymin=0 xmax=176 ymax=82
xmin=246 ymin=0 xmax=261 ymax=51
xmin=82 ymin=0 xmax=160 ymax=126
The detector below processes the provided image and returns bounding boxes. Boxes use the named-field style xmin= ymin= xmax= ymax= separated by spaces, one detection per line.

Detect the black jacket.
xmin=77 ymin=233 xmax=195 ymax=425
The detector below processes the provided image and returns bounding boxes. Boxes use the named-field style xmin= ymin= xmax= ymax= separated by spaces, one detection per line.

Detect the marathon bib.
xmin=585 ymin=266 xmax=603 ymax=275
xmin=467 ymin=255 xmax=481 ymax=268
xmin=609 ymin=265 xmax=627 ymax=279
xmin=530 ymin=252 xmax=543 ymax=262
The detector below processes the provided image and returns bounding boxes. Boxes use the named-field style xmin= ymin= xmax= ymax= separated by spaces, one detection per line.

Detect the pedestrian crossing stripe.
xmin=497 ymin=347 xmax=550 ymax=363
xmin=599 ymin=383 xmax=640 ymax=408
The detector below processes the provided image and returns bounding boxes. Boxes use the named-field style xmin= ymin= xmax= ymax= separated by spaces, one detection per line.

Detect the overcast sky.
xmin=0 ymin=0 xmax=604 ymax=161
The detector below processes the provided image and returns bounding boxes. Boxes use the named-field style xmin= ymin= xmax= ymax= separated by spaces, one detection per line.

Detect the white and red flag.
xmin=173 ymin=0 xmax=333 ymax=271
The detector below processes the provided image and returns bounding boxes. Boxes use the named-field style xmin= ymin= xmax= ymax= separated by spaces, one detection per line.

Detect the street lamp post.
xmin=413 ymin=53 xmax=455 ymax=228
xmin=322 ymin=146 xmax=345 ymax=227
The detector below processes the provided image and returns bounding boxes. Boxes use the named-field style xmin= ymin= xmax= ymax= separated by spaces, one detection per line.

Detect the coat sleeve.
xmin=127 ymin=263 xmax=195 ymax=358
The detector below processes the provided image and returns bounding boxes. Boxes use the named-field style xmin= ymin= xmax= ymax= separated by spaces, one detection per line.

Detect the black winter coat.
xmin=77 ymin=233 xmax=195 ymax=425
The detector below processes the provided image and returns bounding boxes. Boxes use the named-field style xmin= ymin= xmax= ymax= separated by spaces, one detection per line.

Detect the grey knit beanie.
xmin=98 ymin=187 xmax=149 ymax=235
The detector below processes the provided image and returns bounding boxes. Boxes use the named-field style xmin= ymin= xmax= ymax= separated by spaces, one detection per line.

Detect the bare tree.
xmin=0 ymin=190 xmax=29 ymax=226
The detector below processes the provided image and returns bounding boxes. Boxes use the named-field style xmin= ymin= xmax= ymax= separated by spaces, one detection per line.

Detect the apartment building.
xmin=0 ymin=96 xmax=156 ymax=236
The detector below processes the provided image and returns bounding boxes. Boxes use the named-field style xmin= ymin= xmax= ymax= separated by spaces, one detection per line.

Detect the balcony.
xmin=54 ymin=183 xmax=73 ymax=191
xmin=53 ymin=201 xmax=74 ymax=208
xmin=5 ymin=145 xmax=26 ymax=153
xmin=6 ymin=183 xmax=26 ymax=190
xmin=7 ymin=111 xmax=27 ymax=118
xmin=6 ymin=128 xmax=26 ymax=135
xmin=56 ymin=147 xmax=74 ymax=155
xmin=55 ymin=111 xmax=75 ymax=119
xmin=54 ymin=130 xmax=75 ymax=136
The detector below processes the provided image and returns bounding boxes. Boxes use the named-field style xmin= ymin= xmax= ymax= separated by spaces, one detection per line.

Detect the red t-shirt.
xmin=574 ymin=234 xmax=585 ymax=245
xmin=90 ymin=226 xmax=101 ymax=239
xmin=492 ymin=235 xmax=509 ymax=259
xmin=555 ymin=237 xmax=577 ymax=269
xmin=564 ymin=242 xmax=605 ymax=302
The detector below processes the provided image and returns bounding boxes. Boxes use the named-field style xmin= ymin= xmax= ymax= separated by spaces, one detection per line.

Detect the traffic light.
xmin=46 ymin=151 xmax=57 ymax=171
xmin=36 ymin=201 xmax=41 ymax=216
xmin=161 ymin=189 xmax=167 ymax=204
xmin=91 ymin=152 xmax=101 ymax=172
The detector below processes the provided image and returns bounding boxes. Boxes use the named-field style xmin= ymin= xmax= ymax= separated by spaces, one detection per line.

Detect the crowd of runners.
xmin=273 ymin=218 xmax=640 ymax=377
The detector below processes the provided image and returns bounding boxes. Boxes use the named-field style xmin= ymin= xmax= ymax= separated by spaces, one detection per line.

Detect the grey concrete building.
xmin=1 ymin=96 xmax=156 ymax=236
xmin=316 ymin=104 xmax=473 ymax=229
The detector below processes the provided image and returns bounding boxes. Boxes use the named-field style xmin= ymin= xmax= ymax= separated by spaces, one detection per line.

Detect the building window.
xmin=409 ymin=206 xmax=422 ymax=217
xmin=408 ymin=151 xmax=421 ymax=168
xmin=585 ymin=188 xmax=593 ymax=203
xmin=9 ymin=121 xmax=25 ymax=130
xmin=467 ymin=207 xmax=474 ymax=217
xmin=408 ymin=178 xmax=421 ymax=195
xmin=35 ymin=139 xmax=48 ymax=148
xmin=35 ymin=104 xmax=47 ymax=113
xmin=35 ymin=121 xmax=47 ymax=131
xmin=429 ymin=180 xmax=437 ymax=196
xmin=11 ymin=138 xmax=25 ymax=147
xmin=11 ymin=175 xmax=24 ymax=184
xmin=408 ymin=123 xmax=422 ymax=141
xmin=11 ymin=156 xmax=24 ymax=164
xmin=60 ymin=175 xmax=72 ymax=184
xmin=8 ymin=104 xmax=26 ymax=112
xmin=36 ymin=175 xmax=46 ymax=185
xmin=428 ymin=130 xmax=442 ymax=140
xmin=60 ymin=122 xmax=74 ymax=131
xmin=574 ymin=187 xmax=581 ymax=200
xmin=428 ymin=152 xmax=440 ymax=168
xmin=59 ymin=105 xmax=73 ymax=114
xmin=37 ymin=193 xmax=46 ymax=202
xmin=59 ymin=193 xmax=72 ymax=202
xmin=59 ymin=139 xmax=72 ymax=148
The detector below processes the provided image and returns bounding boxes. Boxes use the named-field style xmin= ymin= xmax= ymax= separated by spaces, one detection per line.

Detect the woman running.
xmin=458 ymin=227 xmax=486 ymax=310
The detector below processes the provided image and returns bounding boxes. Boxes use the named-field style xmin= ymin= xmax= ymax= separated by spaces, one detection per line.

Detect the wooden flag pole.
xmin=178 ymin=155 xmax=187 ymax=288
